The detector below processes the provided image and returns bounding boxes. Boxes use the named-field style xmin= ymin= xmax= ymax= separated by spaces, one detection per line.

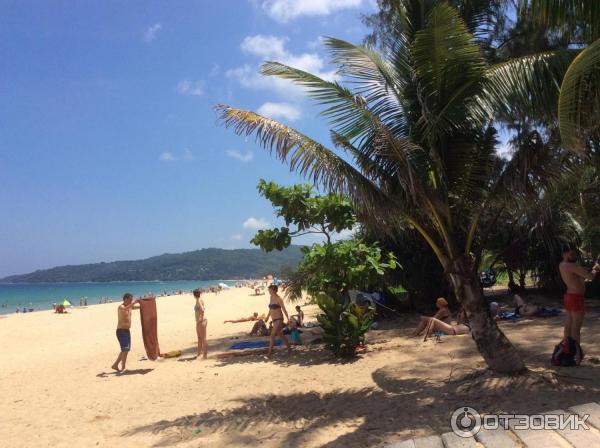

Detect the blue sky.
xmin=0 ymin=0 xmax=377 ymax=277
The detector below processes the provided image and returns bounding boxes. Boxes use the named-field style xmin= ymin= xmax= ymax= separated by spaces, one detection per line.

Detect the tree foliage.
xmin=251 ymin=179 xmax=355 ymax=251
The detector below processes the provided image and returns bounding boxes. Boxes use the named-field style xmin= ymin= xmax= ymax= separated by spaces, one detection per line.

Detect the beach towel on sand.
xmin=229 ymin=340 xmax=282 ymax=350
xmin=139 ymin=298 xmax=161 ymax=360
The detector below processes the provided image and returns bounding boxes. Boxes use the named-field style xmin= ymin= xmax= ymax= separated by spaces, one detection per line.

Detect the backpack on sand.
xmin=551 ymin=336 xmax=584 ymax=366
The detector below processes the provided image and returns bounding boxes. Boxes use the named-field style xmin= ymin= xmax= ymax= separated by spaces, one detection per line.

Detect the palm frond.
xmin=558 ymin=38 xmax=600 ymax=155
xmin=322 ymin=36 xmax=406 ymax=134
xmin=480 ymin=50 xmax=577 ymax=123
xmin=410 ymin=3 xmax=487 ymax=140
xmin=216 ymin=105 xmax=387 ymax=212
xmin=523 ymin=0 xmax=600 ymax=41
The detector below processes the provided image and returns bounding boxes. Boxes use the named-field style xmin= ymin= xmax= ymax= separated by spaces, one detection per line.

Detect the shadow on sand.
xmin=96 ymin=368 xmax=154 ymax=378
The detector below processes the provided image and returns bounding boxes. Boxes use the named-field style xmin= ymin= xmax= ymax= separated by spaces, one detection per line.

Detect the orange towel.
xmin=139 ymin=298 xmax=160 ymax=360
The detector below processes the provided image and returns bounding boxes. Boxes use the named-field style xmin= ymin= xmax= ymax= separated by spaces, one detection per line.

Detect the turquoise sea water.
xmin=0 ymin=280 xmax=237 ymax=314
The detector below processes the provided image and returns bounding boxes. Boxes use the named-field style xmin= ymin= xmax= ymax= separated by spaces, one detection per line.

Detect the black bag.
xmin=551 ymin=336 xmax=584 ymax=366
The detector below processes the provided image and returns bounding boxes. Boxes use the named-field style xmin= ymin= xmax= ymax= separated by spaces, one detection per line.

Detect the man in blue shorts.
xmin=111 ymin=293 xmax=140 ymax=372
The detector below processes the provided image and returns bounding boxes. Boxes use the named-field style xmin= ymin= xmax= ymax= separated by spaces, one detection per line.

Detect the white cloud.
xmin=226 ymin=149 xmax=254 ymax=163
xmin=182 ymin=148 xmax=194 ymax=160
xmin=243 ymin=217 xmax=271 ymax=230
xmin=226 ymin=34 xmax=337 ymax=97
xmin=160 ymin=151 xmax=177 ymax=162
xmin=231 ymin=233 xmax=244 ymax=241
xmin=262 ymin=0 xmax=363 ymax=22
xmin=143 ymin=23 xmax=162 ymax=43
xmin=176 ymin=79 xmax=204 ymax=96
xmin=241 ymin=35 xmax=288 ymax=59
xmin=257 ymin=102 xmax=301 ymax=121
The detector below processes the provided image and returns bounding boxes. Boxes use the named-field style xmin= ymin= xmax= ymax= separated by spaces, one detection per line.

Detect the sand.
xmin=2 ymin=288 xmax=600 ymax=447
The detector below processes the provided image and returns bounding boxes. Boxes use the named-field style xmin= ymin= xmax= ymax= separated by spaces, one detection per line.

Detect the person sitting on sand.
xmin=412 ymin=297 xmax=451 ymax=336
xmin=414 ymin=309 xmax=470 ymax=338
xmin=111 ymin=293 xmax=140 ymax=372
xmin=224 ymin=312 xmax=259 ymax=324
xmin=291 ymin=305 xmax=304 ymax=327
xmin=249 ymin=319 xmax=269 ymax=337
xmin=266 ymin=285 xmax=291 ymax=357
xmin=193 ymin=288 xmax=208 ymax=360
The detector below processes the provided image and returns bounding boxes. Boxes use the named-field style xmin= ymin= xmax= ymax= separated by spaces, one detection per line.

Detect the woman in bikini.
xmin=414 ymin=309 xmax=471 ymax=337
xmin=266 ymin=284 xmax=291 ymax=357
xmin=193 ymin=288 xmax=208 ymax=359
xmin=412 ymin=297 xmax=452 ymax=336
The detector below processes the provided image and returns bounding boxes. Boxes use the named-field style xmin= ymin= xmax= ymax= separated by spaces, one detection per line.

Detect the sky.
xmin=0 ymin=0 xmax=378 ymax=277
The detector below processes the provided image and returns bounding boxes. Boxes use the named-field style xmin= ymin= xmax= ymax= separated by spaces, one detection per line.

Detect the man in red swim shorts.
xmin=559 ymin=245 xmax=597 ymax=343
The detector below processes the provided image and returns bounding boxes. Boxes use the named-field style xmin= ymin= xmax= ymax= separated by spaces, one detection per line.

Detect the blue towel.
xmin=498 ymin=311 xmax=518 ymax=320
xmin=229 ymin=339 xmax=282 ymax=350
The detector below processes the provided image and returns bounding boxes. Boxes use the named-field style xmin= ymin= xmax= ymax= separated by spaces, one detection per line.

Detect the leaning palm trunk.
xmin=447 ymin=256 xmax=525 ymax=373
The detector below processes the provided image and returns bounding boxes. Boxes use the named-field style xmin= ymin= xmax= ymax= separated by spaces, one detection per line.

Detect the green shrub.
xmin=316 ymin=294 xmax=374 ymax=357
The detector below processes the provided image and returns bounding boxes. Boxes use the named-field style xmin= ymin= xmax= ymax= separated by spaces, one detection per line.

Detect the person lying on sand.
xmin=111 ymin=293 xmax=140 ymax=372
xmin=224 ymin=312 xmax=260 ymax=324
xmin=411 ymin=298 xmax=451 ymax=336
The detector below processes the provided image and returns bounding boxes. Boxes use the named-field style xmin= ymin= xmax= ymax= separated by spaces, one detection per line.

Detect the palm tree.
xmin=217 ymin=1 xmax=576 ymax=373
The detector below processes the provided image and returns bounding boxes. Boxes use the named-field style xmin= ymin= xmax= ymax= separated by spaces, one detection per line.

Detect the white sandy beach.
xmin=2 ymin=288 xmax=600 ymax=447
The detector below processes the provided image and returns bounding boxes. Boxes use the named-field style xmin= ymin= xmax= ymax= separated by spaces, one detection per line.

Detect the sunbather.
xmin=414 ymin=310 xmax=470 ymax=337
xmin=224 ymin=312 xmax=260 ymax=324
xmin=513 ymin=294 xmax=549 ymax=317
xmin=412 ymin=297 xmax=451 ymax=336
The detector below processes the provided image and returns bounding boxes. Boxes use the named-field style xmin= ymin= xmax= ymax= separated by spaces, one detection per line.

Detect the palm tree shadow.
xmin=121 ymin=361 xmax=600 ymax=447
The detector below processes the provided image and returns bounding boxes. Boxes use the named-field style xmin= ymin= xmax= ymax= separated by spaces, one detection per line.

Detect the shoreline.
xmin=0 ymin=279 xmax=264 ymax=315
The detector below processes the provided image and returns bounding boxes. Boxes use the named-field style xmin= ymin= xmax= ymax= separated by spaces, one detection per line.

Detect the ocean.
xmin=0 ymin=280 xmax=238 ymax=314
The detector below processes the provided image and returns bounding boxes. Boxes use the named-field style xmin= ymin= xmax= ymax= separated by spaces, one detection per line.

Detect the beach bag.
xmin=551 ymin=337 xmax=583 ymax=366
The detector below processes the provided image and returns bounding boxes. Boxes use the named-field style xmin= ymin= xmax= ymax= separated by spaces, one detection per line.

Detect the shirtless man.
xmin=559 ymin=246 xmax=596 ymax=343
xmin=111 ymin=293 xmax=140 ymax=372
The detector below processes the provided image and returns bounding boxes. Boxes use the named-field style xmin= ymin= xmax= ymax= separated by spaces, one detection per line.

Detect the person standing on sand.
xmin=266 ymin=285 xmax=291 ymax=357
xmin=193 ymin=288 xmax=208 ymax=360
xmin=111 ymin=293 xmax=140 ymax=372
xmin=559 ymin=245 xmax=597 ymax=344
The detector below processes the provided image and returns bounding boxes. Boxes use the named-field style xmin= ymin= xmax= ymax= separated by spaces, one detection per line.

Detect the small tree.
xmin=251 ymin=180 xmax=397 ymax=357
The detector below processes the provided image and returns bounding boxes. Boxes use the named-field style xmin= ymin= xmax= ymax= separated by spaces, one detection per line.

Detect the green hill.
xmin=1 ymin=246 xmax=303 ymax=283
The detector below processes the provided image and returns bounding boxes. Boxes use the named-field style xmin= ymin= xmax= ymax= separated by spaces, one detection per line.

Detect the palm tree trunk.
xmin=447 ymin=256 xmax=526 ymax=374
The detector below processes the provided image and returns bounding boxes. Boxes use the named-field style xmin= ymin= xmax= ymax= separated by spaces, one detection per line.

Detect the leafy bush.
xmin=316 ymin=294 xmax=374 ymax=357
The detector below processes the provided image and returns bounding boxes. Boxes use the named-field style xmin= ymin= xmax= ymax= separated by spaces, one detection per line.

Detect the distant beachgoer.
xmin=559 ymin=245 xmax=596 ymax=343
xmin=291 ymin=305 xmax=304 ymax=327
xmin=412 ymin=298 xmax=451 ymax=336
xmin=193 ymin=288 xmax=208 ymax=360
xmin=84 ymin=298 xmax=87 ymax=306
xmin=111 ymin=293 xmax=140 ymax=372
xmin=266 ymin=285 xmax=291 ymax=357
xmin=224 ymin=312 xmax=259 ymax=324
